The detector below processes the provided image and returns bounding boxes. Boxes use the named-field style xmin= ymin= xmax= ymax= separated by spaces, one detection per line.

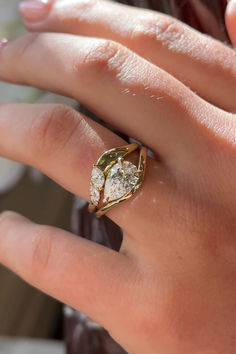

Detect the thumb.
xmin=225 ymin=0 xmax=236 ymax=47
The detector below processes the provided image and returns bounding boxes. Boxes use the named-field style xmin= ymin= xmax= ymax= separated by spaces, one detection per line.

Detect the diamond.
xmin=91 ymin=166 xmax=105 ymax=189
xmin=90 ymin=185 xmax=100 ymax=205
xmin=103 ymin=161 xmax=139 ymax=203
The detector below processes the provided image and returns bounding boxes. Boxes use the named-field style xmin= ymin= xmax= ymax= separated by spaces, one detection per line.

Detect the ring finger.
xmin=0 ymin=103 xmax=171 ymax=240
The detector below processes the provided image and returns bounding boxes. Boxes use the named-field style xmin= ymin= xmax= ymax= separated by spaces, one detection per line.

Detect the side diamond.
xmin=91 ymin=166 xmax=105 ymax=190
xmin=90 ymin=185 xmax=100 ymax=205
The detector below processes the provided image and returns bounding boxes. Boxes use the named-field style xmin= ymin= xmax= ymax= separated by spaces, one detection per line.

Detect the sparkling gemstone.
xmin=90 ymin=185 xmax=100 ymax=205
xmin=91 ymin=166 xmax=105 ymax=189
xmin=103 ymin=161 xmax=139 ymax=203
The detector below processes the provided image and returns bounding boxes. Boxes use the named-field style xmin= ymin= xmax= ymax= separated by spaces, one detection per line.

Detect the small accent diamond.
xmin=91 ymin=166 xmax=105 ymax=189
xmin=103 ymin=161 xmax=139 ymax=203
xmin=90 ymin=185 xmax=100 ymax=205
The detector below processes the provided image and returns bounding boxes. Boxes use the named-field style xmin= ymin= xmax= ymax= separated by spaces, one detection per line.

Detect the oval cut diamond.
xmin=91 ymin=166 xmax=105 ymax=189
xmin=103 ymin=161 xmax=139 ymax=203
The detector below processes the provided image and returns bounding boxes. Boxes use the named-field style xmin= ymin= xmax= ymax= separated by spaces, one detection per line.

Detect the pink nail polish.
xmin=19 ymin=0 xmax=52 ymax=23
xmin=0 ymin=38 xmax=8 ymax=51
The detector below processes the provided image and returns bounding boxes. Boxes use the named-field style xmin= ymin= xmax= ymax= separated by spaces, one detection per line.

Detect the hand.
xmin=0 ymin=1 xmax=236 ymax=353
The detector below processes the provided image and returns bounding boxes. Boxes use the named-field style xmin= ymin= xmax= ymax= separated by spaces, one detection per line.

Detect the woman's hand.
xmin=0 ymin=1 xmax=236 ymax=352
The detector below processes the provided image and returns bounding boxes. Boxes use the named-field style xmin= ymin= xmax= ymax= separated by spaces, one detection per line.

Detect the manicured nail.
xmin=0 ymin=38 xmax=8 ymax=51
xmin=19 ymin=0 xmax=52 ymax=23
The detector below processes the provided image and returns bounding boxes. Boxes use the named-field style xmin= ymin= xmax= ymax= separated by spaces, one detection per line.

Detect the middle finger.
xmin=20 ymin=0 xmax=236 ymax=112
xmin=0 ymin=33 xmax=221 ymax=169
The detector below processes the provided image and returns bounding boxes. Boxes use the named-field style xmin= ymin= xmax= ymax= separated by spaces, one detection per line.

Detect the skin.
xmin=0 ymin=0 xmax=236 ymax=352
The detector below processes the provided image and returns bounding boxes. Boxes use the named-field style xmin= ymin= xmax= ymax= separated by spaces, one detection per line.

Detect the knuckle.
xmin=155 ymin=16 xmax=184 ymax=46
xmin=80 ymin=39 xmax=119 ymax=67
xmin=129 ymin=14 xmax=157 ymax=42
xmin=74 ymin=0 xmax=98 ymax=15
xmin=31 ymin=225 xmax=54 ymax=274
xmin=77 ymin=39 xmax=129 ymax=80
xmin=133 ymin=14 xmax=184 ymax=50
xmin=28 ymin=104 xmax=81 ymax=157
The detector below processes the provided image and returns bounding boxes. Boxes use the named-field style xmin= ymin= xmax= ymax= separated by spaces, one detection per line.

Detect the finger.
xmin=226 ymin=0 xmax=236 ymax=47
xmin=19 ymin=0 xmax=236 ymax=112
xmin=0 ymin=33 xmax=222 ymax=167
xmin=0 ymin=103 xmax=172 ymax=240
xmin=0 ymin=211 xmax=132 ymax=330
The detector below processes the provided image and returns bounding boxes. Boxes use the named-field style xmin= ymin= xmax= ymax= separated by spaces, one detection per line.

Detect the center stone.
xmin=103 ymin=160 xmax=139 ymax=203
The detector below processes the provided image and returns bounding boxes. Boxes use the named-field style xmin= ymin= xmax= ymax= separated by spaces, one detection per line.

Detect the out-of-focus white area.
xmin=0 ymin=0 xmax=77 ymax=194
xmin=0 ymin=0 xmax=25 ymax=39
xmin=0 ymin=2 xmax=75 ymax=342
xmin=0 ymin=337 xmax=65 ymax=354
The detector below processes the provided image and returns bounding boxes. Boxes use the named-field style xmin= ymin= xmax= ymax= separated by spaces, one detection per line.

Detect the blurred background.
xmin=0 ymin=0 xmax=77 ymax=350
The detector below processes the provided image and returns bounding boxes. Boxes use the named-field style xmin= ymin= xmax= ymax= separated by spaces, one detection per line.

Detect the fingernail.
xmin=0 ymin=38 xmax=8 ymax=51
xmin=19 ymin=0 xmax=52 ymax=23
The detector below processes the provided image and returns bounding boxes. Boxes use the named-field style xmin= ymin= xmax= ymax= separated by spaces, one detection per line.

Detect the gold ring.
xmin=88 ymin=143 xmax=147 ymax=217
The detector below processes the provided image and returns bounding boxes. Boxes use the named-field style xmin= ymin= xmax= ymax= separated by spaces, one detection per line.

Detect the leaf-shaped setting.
xmin=96 ymin=143 xmax=138 ymax=173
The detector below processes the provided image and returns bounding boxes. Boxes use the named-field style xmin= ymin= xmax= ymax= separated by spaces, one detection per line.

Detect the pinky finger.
xmin=0 ymin=211 xmax=131 ymax=329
